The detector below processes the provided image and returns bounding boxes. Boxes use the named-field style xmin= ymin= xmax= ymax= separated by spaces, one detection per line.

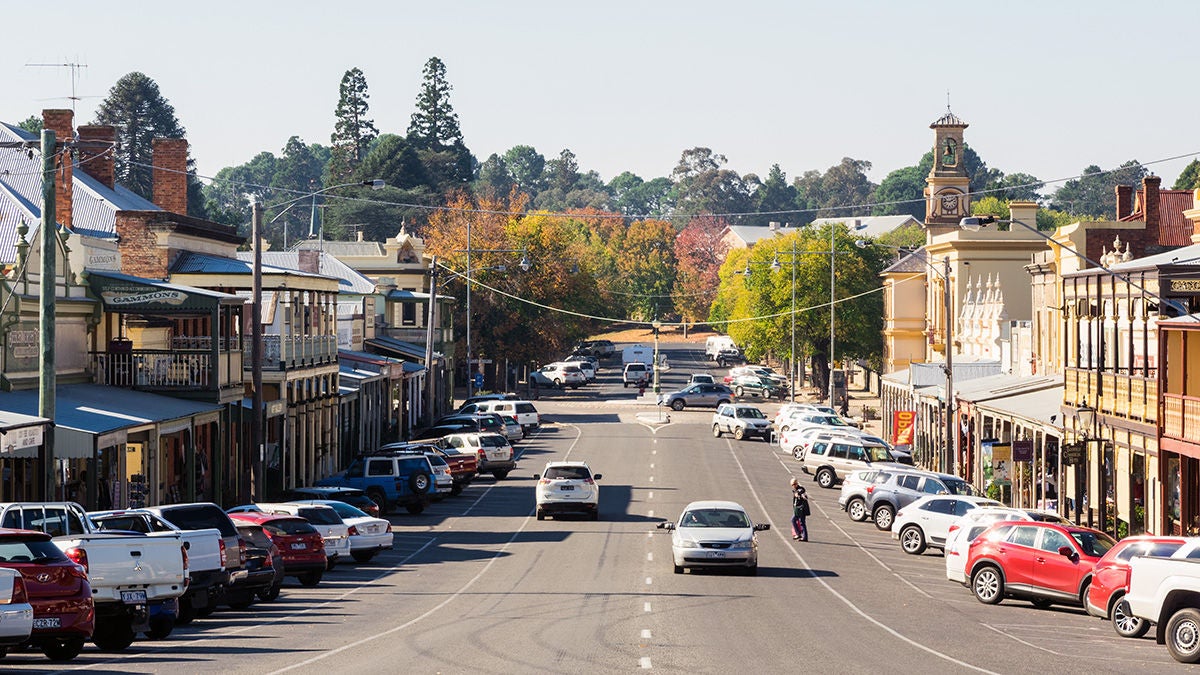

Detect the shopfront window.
xmin=1168 ymin=456 xmax=1181 ymax=534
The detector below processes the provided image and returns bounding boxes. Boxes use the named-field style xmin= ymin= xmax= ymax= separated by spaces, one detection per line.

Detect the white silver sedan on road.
xmin=657 ymin=501 xmax=770 ymax=576
xmin=289 ymin=499 xmax=394 ymax=563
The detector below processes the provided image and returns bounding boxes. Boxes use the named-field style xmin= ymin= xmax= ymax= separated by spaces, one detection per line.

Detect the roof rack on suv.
xmin=362 ymin=442 xmax=440 ymax=457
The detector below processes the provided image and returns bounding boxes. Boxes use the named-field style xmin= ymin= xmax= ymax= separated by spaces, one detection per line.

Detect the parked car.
xmin=865 ymin=469 xmax=982 ymax=532
xmin=286 ymin=486 xmax=381 ymax=518
xmin=715 ymin=349 xmax=745 ymax=367
xmin=688 ymin=373 xmax=716 ymax=385
xmin=944 ymin=507 xmax=1072 ymax=584
xmin=776 ymin=410 xmax=857 ymax=434
xmin=711 ymin=403 xmax=772 ymax=440
xmin=622 ymin=362 xmax=650 ymax=388
xmin=289 ymin=500 xmax=393 ymax=564
xmin=250 ymin=503 xmax=350 ymax=569
xmin=466 ymin=399 xmax=540 ymax=434
xmin=316 ymin=453 xmax=435 ymax=514
xmin=838 ymin=469 xmax=894 ymax=522
xmin=1084 ymin=535 xmax=1189 ymax=638
xmin=0 ymin=567 xmax=33 ymax=657
xmin=227 ymin=512 xmax=326 ymax=587
xmin=382 ymin=443 xmax=479 ymax=496
xmin=439 ymin=432 xmax=516 ymax=479
xmin=534 ymin=461 xmax=603 ymax=521
xmin=89 ymin=508 xmax=226 ymax=631
xmin=562 ymin=358 xmax=596 ymax=382
xmin=0 ymin=528 xmax=92 ymax=661
xmin=411 ymin=423 xmax=479 ymax=441
xmin=434 ymin=413 xmax=507 ymax=436
xmin=233 ymin=523 xmax=285 ymax=602
xmin=1 ymin=502 xmax=187 ymax=651
xmin=965 ymin=520 xmax=1115 ymax=608
xmin=535 ymin=363 xmax=586 ymax=388
xmin=657 ymin=500 xmax=770 ymax=575
xmin=142 ymin=501 xmax=246 ymax=622
xmin=1126 ymin=546 xmax=1200 ymax=662
xmin=799 ymin=437 xmax=901 ymax=488
xmin=574 ymin=339 xmax=615 ymax=359
xmin=890 ymin=494 xmax=1004 ymax=555
xmin=705 ymin=335 xmax=738 ymax=360
xmin=730 ymin=374 xmax=787 ymax=400
xmin=726 ymin=364 xmax=786 ymax=385
xmin=658 ymin=383 xmax=734 ymax=411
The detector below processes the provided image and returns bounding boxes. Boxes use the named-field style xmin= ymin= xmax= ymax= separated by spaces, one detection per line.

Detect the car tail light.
xmin=181 ymin=543 xmax=190 ymax=575
xmin=348 ymin=525 xmax=359 ymax=536
xmin=539 ymin=478 xmax=550 ymax=485
xmin=583 ymin=478 xmax=595 ymax=485
xmin=218 ymin=538 xmax=228 ymax=568
xmin=9 ymin=575 xmax=28 ymax=604
xmin=239 ymin=537 xmax=248 ymax=565
xmin=386 ymin=524 xmax=393 ymax=533
xmin=65 ymin=547 xmax=89 ymax=575
xmin=477 ymin=449 xmax=486 ymax=462
xmin=263 ymin=552 xmax=274 ymax=568
xmin=948 ymin=525 xmax=960 ymax=535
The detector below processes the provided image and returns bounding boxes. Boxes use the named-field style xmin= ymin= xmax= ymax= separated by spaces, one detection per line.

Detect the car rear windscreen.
xmin=160 ymin=505 xmax=238 ymax=537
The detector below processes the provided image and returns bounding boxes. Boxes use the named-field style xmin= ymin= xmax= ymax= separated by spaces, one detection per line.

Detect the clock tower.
xmin=924 ymin=108 xmax=971 ymax=237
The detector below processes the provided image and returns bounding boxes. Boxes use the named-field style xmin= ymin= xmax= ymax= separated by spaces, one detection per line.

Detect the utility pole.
xmin=39 ymin=130 xmax=57 ymax=500
xmin=943 ymin=256 xmax=955 ymax=476
xmin=251 ymin=202 xmax=264 ymax=502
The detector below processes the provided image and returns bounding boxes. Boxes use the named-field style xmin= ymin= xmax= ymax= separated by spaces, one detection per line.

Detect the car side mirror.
xmin=532 ymin=474 xmax=540 ymax=480
xmin=593 ymin=474 xmax=602 ymax=480
xmin=1058 ymin=545 xmax=1075 ymax=558
xmin=657 ymin=522 xmax=675 ymax=530
xmin=753 ymin=523 xmax=771 ymax=531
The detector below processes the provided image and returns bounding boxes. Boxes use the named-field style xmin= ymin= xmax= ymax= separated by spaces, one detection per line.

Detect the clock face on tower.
xmin=941 ymin=193 xmax=959 ymax=215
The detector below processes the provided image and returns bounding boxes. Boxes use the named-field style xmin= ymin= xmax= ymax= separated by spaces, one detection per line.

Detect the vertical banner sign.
xmin=991 ymin=443 xmax=1012 ymax=486
xmin=892 ymin=410 xmax=916 ymax=446
xmin=1012 ymin=439 xmax=1034 ymax=462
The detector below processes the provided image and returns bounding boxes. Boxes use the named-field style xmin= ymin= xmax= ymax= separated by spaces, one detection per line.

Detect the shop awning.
xmin=0 ymin=411 xmax=50 ymax=459
xmin=973 ymin=386 xmax=1066 ymax=426
xmin=0 ymin=384 xmax=221 ymax=458
xmin=87 ymin=270 xmax=242 ymax=313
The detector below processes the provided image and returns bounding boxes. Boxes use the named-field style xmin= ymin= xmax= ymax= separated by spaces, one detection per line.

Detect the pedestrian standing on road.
xmin=790 ymin=478 xmax=810 ymax=541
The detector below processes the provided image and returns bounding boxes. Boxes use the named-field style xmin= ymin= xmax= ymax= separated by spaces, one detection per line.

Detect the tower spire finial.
xmin=947 ymin=90 xmax=951 ymax=112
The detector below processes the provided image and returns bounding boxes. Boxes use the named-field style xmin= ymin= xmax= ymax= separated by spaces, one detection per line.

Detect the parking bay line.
xmin=725 ymin=442 xmax=998 ymax=675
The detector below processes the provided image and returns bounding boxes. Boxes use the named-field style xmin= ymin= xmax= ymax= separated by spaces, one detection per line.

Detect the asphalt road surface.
xmin=4 ymin=343 xmax=1191 ymax=673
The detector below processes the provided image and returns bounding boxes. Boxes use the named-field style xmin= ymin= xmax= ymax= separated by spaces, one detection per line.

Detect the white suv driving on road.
xmin=534 ymin=461 xmax=602 ymax=520
xmin=711 ymin=403 xmax=772 ymax=441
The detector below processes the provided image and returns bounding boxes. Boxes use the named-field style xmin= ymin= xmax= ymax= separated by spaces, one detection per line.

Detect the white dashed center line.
xmin=648 ymin=491 xmax=654 ymax=500
xmin=645 ymin=577 xmax=653 ymax=585
xmin=644 ymin=602 xmax=652 ymax=612
xmin=647 ymin=510 xmax=654 ymax=518
xmin=640 ymin=656 xmax=652 ymax=669
xmin=647 ymin=552 xmax=653 ymax=561
xmin=641 ymin=629 xmax=652 ymax=639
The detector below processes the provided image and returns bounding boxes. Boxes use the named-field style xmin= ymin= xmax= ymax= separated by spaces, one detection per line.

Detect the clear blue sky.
xmin=4 ymin=1 xmax=1198 ymax=198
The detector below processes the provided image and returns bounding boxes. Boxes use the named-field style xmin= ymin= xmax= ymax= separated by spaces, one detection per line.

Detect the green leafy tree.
xmin=794 ymin=157 xmax=877 ymax=222
xmin=475 ymin=154 xmax=515 ymax=198
xmin=1050 ymin=161 xmax=1146 ymax=218
xmin=1174 ymin=160 xmax=1200 ymax=191
xmin=503 ymin=145 xmax=545 ymax=192
xmin=872 ymin=165 xmax=926 ymax=219
xmin=264 ymin=137 xmax=330 ymax=244
xmin=615 ymin=219 xmax=678 ymax=319
xmin=748 ymin=164 xmax=804 ymax=227
xmin=608 ymin=172 xmax=674 ymax=218
xmin=203 ymin=151 xmax=277 ymax=234
xmin=328 ymin=67 xmax=378 ymax=182
xmin=407 ymin=56 xmax=473 ymax=190
xmin=324 ymin=134 xmax=437 ymax=241
xmin=670 ymin=147 xmax=754 ymax=222
xmin=92 ymin=71 xmax=205 ymax=215
xmin=17 ymin=116 xmax=42 ymax=134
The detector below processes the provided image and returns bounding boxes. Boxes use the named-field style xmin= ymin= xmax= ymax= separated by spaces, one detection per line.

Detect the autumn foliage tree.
xmin=674 ymin=215 xmax=731 ymax=333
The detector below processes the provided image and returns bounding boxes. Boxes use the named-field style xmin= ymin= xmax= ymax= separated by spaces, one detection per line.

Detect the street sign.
xmin=1062 ymin=442 xmax=1085 ymax=465
xmin=1013 ymin=439 xmax=1034 ymax=462
xmin=468 ymin=359 xmax=493 ymax=365
xmin=473 ymin=372 xmax=484 ymax=388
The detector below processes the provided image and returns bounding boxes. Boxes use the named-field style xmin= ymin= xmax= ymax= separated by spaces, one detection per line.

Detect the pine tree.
xmin=407 ymin=57 xmax=463 ymax=150
xmin=92 ymin=72 xmax=188 ymax=200
xmin=328 ymin=68 xmax=378 ymax=182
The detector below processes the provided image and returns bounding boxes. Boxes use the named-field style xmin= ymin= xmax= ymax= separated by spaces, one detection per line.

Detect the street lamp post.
xmin=1074 ymin=400 xmax=1095 ymax=527
xmin=652 ymin=319 xmax=662 ymax=419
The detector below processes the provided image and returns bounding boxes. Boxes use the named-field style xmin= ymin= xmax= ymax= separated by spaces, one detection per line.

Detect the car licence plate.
xmin=560 ymin=485 xmax=574 ymax=491
xmin=33 ymin=617 xmax=61 ymax=629
xmin=121 ymin=590 xmax=147 ymax=604
xmin=291 ymin=543 xmax=307 ymax=550
xmin=709 ymin=551 xmax=725 ymax=559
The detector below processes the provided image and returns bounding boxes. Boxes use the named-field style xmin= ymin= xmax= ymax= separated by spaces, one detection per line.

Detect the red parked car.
xmin=1085 ymin=535 xmax=1188 ymax=638
xmin=965 ymin=521 xmax=1116 ymax=609
xmin=0 ymin=528 xmax=94 ymax=662
xmin=228 ymin=512 xmax=326 ymax=587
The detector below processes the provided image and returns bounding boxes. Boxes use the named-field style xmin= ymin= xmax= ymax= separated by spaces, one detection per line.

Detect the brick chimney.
xmin=76 ymin=125 xmax=116 ymax=189
xmin=115 ymin=212 xmax=169 ymax=279
xmin=297 ymin=249 xmax=321 ymax=274
xmin=1115 ymin=185 xmax=1133 ymax=219
xmin=1144 ymin=175 xmax=1162 ymax=244
xmin=41 ymin=109 xmax=75 ymax=231
xmin=151 ymin=138 xmax=189 ymax=215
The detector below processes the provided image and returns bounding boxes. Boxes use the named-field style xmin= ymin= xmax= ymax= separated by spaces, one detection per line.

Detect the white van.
xmin=622 ymin=345 xmax=654 ymax=365
xmin=706 ymin=335 xmax=738 ymax=361
xmin=622 ymin=362 xmax=650 ymax=387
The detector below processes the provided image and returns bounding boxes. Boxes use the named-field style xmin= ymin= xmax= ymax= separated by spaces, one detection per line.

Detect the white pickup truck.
xmin=89 ymin=509 xmax=225 ymax=630
xmin=1125 ymin=548 xmax=1200 ymax=663
xmin=0 ymin=502 xmax=187 ymax=651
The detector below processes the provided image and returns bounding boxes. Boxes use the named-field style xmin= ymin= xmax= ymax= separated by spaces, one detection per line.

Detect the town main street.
xmin=2 ymin=343 xmax=1189 ymax=673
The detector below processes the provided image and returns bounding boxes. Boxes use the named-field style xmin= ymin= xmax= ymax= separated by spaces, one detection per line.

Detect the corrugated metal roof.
xmin=292 ymin=239 xmax=386 ymax=256
xmin=973 ymin=385 xmax=1065 ymax=425
xmin=366 ymin=336 xmax=426 ymax=361
xmin=0 ymin=120 xmax=161 ymax=264
xmin=810 ymin=215 xmax=922 ymax=239
xmin=0 ymin=383 xmax=219 ymax=435
xmin=725 ymin=225 xmax=803 ymax=246
xmin=172 ymin=251 xmax=330 ymax=279
xmin=1118 ymin=188 xmax=1195 ymax=247
xmin=235 ymin=251 xmax=377 ymax=294
xmin=881 ymin=247 xmax=928 ymax=275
